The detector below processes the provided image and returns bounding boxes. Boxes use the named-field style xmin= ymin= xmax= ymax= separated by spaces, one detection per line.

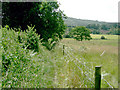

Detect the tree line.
xmin=2 ymin=2 xmax=67 ymax=50
xmin=65 ymin=23 xmax=118 ymax=35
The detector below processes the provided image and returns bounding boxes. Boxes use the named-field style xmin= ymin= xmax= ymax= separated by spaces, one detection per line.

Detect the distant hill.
xmin=63 ymin=17 xmax=118 ymax=35
xmin=64 ymin=17 xmax=115 ymax=26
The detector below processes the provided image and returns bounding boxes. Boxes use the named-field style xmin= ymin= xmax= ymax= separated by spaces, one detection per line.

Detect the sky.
xmin=57 ymin=0 xmax=119 ymax=22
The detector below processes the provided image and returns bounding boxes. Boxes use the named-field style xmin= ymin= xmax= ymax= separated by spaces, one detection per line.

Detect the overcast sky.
xmin=57 ymin=0 xmax=119 ymax=22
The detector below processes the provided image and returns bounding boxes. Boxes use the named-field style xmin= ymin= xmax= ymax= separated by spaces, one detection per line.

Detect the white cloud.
xmin=58 ymin=0 xmax=119 ymax=22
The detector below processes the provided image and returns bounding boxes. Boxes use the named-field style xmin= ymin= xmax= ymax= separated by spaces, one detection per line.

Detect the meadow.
xmin=59 ymin=34 xmax=118 ymax=88
xmin=1 ymin=27 xmax=118 ymax=88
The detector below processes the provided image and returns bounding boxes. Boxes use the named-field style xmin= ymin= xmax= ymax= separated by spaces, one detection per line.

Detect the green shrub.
xmin=64 ymin=34 xmax=71 ymax=38
xmin=42 ymin=39 xmax=58 ymax=51
xmin=101 ymin=36 xmax=106 ymax=39
xmin=2 ymin=25 xmax=54 ymax=88
xmin=2 ymin=25 xmax=41 ymax=71
xmin=18 ymin=26 xmax=40 ymax=52
xmin=2 ymin=25 xmax=31 ymax=71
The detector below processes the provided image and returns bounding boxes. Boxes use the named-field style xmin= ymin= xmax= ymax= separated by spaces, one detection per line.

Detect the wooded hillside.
xmin=64 ymin=17 xmax=118 ymax=35
xmin=64 ymin=17 xmax=117 ymax=27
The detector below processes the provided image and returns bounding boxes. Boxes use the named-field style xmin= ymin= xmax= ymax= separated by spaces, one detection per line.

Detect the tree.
xmin=92 ymin=29 xmax=100 ymax=34
xmin=69 ymin=26 xmax=92 ymax=41
xmin=108 ymin=27 xmax=119 ymax=35
xmin=101 ymin=24 xmax=109 ymax=30
xmin=86 ymin=24 xmax=100 ymax=30
xmin=2 ymin=2 xmax=66 ymax=50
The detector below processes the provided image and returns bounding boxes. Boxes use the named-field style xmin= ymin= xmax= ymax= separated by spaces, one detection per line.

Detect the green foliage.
xmin=2 ymin=2 xmax=66 ymax=50
xmin=2 ymin=25 xmax=30 ymax=71
xmin=2 ymin=25 xmax=40 ymax=71
xmin=2 ymin=26 xmax=55 ymax=88
xmin=101 ymin=24 xmax=110 ymax=30
xmin=101 ymin=36 xmax=106 ymax=39
xmin=92 ymin=29 xmax=100 ymax=34
xmin=18 ymin=25 xmax=40 ymax=52
xmin=108 ymin=28 xmax=119 ymax=35
xmin=69 ymin=26 xmax=92 ymax=41
xmin=63 ymin=34 xmax=71 ymax=38
xmin=86 ymin=24 xmax=100 ymax=30
xmin=1 ymin=26 xmax=118 ymax=88
xmin=42 ymin=38 xmax=58 ymax=51
xmin=64 ymin=17 xmax=118 ymax=35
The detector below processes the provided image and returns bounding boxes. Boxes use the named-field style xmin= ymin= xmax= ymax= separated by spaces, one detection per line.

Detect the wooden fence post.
xmin=63 ymin=45 xmax=65 ymax=55
xmin=95 ymin=66 xmax=101 ymax=90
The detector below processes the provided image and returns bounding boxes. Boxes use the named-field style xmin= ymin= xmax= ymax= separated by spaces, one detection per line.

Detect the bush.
xmin=101 ymin=36 xmax=106 ymax=39
xmin=2 ymin=25 xmax=54 ymax=88
xmin=25 ymin=26 xmax=40 ymax=52
xmin=2 ymin=25 xmax=31 ymax=71
xmin=2 ymin=25 xmax=41 ymax=72
xmin=64 ymin=34 xmax=71 ymax=38
xmin=18 ymin=25 xmax=40 ymax=52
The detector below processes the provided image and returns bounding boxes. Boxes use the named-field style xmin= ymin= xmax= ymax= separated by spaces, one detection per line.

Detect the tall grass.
xmin=51 ymin=42 xmax=118 ymax=88
xmin=60 ymin=36 xmax=118 ymax=88
xmin=1 ymin=26 xmax=118 ymax=88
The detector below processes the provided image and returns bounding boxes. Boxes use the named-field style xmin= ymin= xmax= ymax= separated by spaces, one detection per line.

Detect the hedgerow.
xmin=2 ymin=25 xmax=54 ymax=88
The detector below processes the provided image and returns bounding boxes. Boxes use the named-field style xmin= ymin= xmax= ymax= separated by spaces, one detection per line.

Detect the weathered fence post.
xmin=95 ymin=66 xmax=101 ymax=90
xmin=63 ymin=45 xmax=65 ymax=55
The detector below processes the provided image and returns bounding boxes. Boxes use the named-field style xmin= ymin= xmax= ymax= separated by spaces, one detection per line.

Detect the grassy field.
xmin=91 ymin=34 xmax=118 ymax=40
xmin=58 ymin=34 xmax=118 ymax=88
xmin=1 ymin=27 xmax=118 ymax=88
